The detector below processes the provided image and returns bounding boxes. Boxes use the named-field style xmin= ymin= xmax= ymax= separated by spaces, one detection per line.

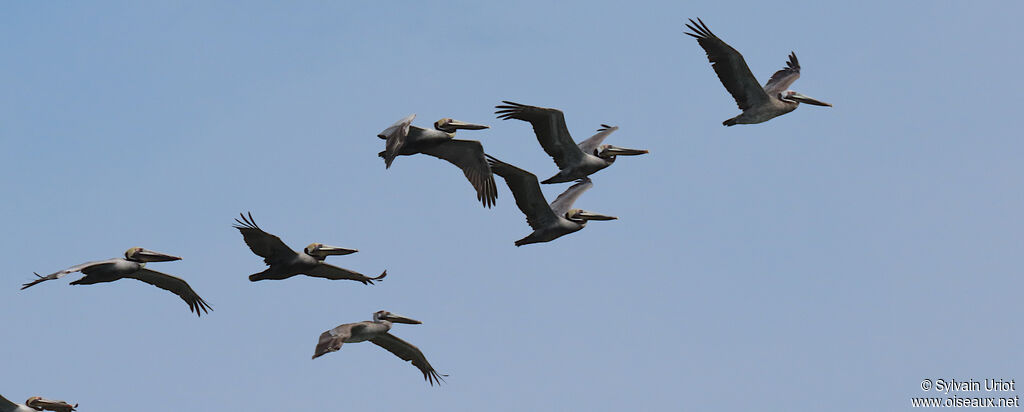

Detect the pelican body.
xmin=234 ymin=213 xmax=386 ymax=284
xmin=378 ymin=114 xmax=497 ymax=208
xmin=313 ymin=310 xmax=446 ymax=386
xmin=685 ymin=18 xmax=831 ymax=126
xmin=20 ymin=247 xmax=211 ymax=317
xmin=1 ymin=395 xmax=77 ymax=412
xmin=495 ymin=102 xmax=647 ymax=184
xmin=486 ymin=155 xmax=617 ymax=246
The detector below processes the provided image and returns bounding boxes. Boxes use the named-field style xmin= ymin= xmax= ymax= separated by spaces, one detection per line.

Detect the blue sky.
xmin=2 ymin=1 xmax=1022 ymax=411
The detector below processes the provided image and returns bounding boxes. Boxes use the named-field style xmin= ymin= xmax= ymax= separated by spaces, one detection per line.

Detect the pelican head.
xmin=124 ymin=247 xmax=181 ymax=263
xmin=596 ymin=144 xmax=649 ymax=160
xmin=304 ymin=243 xmax=358 ymax=260
xmin=373 ymin=310 xmax=422 ymax=324
xmin=780 ymin=90 xmax=832 ymax=107
xmin=434 ymin=118 xmax=489 ymax=133
xmin=26 ymin=396 xmax=78 ymax=412
xmin=566 ymin=208 xmax=618 ymax=223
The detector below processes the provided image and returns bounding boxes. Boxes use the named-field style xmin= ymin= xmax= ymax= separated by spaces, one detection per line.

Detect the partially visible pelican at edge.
xmin=378 ymin=114 xmax=497 ymax=208
xmin=20 ymin=247 xmax=211 ymax=317
xmin=486 ymin=155 xmax=617 ymax=246
xmin=685 ymin=18 xmax=831 ymax=126
xmin=1 ymin=395 xmax=77 ymax=412
xmin=495 ymin=101 xmax=647 ymax=184
xmin=313 ymin=310 xmax=446 ymax=386
xmin=234 ymin=212 xmax=386 ymax=284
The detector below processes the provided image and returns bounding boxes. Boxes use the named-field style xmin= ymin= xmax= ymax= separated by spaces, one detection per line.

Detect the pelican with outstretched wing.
xmin=312 ymin=310 xmax=446 ymax=386
xmin=234 ymin=212 xmax=386 ymax=284
xmin=685 ymin=18 xmax=831 ymax=126
xmin=20 ymin=247 xmax=210 ymax=317
xmin=378 ymin=114 xmax=497 ymax=208
xmin=486 ymin=155 xmax=617 ymax=246
xmin=495 ymin=102 xmax=647 ymax=184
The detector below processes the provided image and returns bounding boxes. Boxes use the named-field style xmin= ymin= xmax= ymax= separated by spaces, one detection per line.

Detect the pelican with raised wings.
xmin=486 ymin=155 xmax=616 ymax=246
xmin=495 ymin=102 xmax=647 ymax=184
xmin=20 ymin=247 xmax=211 ymax=317
xmin=378 ymin=114 xmax=497 ymax=208
xmin=685 ymin=18 xmax=831 ymax=126
xmin=234 ymin=212 xmax=386 ymax=284
xmin=1 ymin=395 xmax=77 ymax=412
xmin=313 ymin=310 xmax=446 ymax=386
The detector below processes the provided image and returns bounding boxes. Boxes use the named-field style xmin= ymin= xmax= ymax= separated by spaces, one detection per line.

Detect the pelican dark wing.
xmin=486 ymin=155 xmax=558 ymax=230
xmin=21 ymin=259 xmax=120 ymax=290
xmin=420 ymin=139 xmax=498 ymax=208
xmin=0 ymin=395 xmax=20 ymax=412
xmin=549 ymin=178 xmax=594 ymax=216
xmin=378 ymin=114 xmax=416 ymax=169
xmin=370 ymin=332 xmax=446 ymax=386
xmin=764 ymin=52 xmax=801 ymax=96
xmin=127 ymin=268 xmax=212 ymax=316
xmin=684 ymin=18 xmax=769 ymax=110
xmin=495 ymin=101 xmax=583 ymax=170
xmin=312 ymin=323 xmax=356 ymax=359
xmin=576 ymin=124 xmax=618 ymax=155
xmin=306 ymin=263 xmax=386 ymax=285
xmin=233 ymin=212 xmax=298 ymax=265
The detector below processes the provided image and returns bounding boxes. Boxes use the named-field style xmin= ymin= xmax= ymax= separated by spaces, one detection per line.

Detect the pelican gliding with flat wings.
xmin=685 ymin=18 xmax=831 ymax=126
xmin=486 ymin=155 xmax=616 ymax=246
xmin=234 ymin=213 xmax=386 ymax=284
xmin=313 ymin=310 xmax=446 ymax=386
xmin=378 ymin=114 xmax=497 ymax=208
xmin=20 ymin=247 xmax=210 ymax=317
xmin=1 ymin=395 xmax=77 ymax=412
xmin=495 ymin=101 xmax=647 ymax=184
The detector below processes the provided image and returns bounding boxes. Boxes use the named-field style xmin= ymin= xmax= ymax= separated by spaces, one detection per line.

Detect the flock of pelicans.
xmin=7 ymin=18 xmax=832 ymax=408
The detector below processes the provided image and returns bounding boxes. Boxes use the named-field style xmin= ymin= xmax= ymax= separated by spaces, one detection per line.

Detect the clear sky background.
xmin=2 ymin=1 xmax=1022 ymax=411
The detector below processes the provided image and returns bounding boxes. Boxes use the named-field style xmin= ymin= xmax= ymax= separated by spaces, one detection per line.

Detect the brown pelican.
xmin=378 ymin=114 xmax=497 ymax=208
xmin=234 ymin=212 xmax=386 ymax=284
xmin=20 ymin=247 xmax=211 ymax=317
xmin=685 ymin=18 xmax=832 ymax=126
xmin=1 ymin=395 xmax=77 ymax=412
xmin=495 ymin=101 xmax=648 ymax=184
xmin=486 ymin=155 xmax=617 ymax=246
xmin=313 ymin=310 xmax=446 ymax=386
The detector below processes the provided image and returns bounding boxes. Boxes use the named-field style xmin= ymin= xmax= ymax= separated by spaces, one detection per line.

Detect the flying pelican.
xmin=486 ymin=155 xmax=616 ymax=246
xmin=495 ymin=102 xmax=648 ymax=184
xmin=684 ymin=18 xmax=831 ymax=126
xmin=378 ymin=114 xmax=497 ymax=208
xmin=312 ymin=310 xmax=446 ymax=386
xmin=1 ymin=395 xmax=77 ymax=412
xmin=21 ymin=247 xmax=211 ymax=317
xmin=233 ymin=212 xmax=386 ymax=284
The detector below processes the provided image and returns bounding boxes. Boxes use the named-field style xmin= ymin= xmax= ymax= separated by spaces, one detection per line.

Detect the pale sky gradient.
xmin=2 ymin=2 xmax=1022 ymax=411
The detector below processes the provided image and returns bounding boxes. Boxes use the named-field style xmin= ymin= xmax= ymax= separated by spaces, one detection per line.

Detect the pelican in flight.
xmin=685 ymin=18 xmax=831 ymax=126
xmin=313 ymin=310 xmax=446 ymax=386
xmin=495 ymin=101 xmax=647 ymax=184
xmin=1 ymin=395 xmax=77 ymax=412
xmin=20 ymin=247 xmax=211 ymax=317
xmin=486 ymin=155 xmax=616 ymax=246
xmin=234 ymin=212 xmax=386 ymax=284
xmin=378 ymin=114 xmax=497 ymax=208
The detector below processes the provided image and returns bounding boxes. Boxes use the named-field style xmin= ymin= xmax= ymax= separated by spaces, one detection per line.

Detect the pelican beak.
xmin=446 ymin=119 xmax=489 ymax=130
xmin=789 ymin=92 xmax=832 ymax=107
xmin=600 ymin=145 xmax=649 ymax=156
xmin=383 ymin=313 xmax=422 ymax=324
xmin=25 ymin=397 xmax=77 ymax=411
xmin=316 ymin=245 xmax=359 ymax=256
xmin=576 ymin=210 xmax=618 ymax=221
xmin=134 ymin=249 xmax=182 ymax=262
